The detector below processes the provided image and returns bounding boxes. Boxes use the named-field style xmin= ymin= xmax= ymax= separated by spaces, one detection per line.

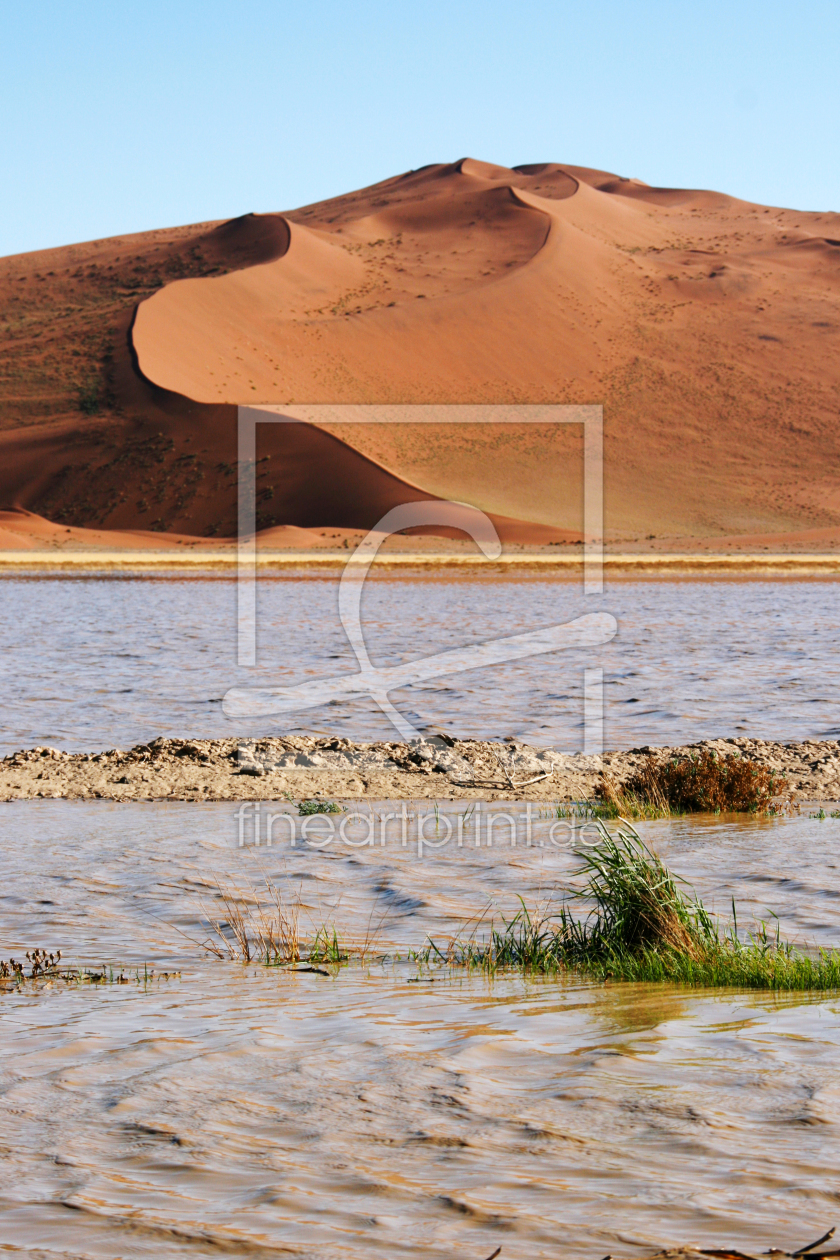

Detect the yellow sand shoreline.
xmin=0 ymin=550 xmax=839 ymax=572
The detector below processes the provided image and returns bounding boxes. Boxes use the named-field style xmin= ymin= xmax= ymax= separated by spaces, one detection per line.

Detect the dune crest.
xmin=0 ymin=158 xmax=838 ymax=545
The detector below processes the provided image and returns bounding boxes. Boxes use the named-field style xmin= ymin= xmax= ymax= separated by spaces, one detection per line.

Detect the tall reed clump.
xmin=428 ymin=820 xmax=840 ymax=990
xmin=607 ymin=750 xmax=787 ymax=814
xmin=597 ymin=774 xmax=673 ymax=820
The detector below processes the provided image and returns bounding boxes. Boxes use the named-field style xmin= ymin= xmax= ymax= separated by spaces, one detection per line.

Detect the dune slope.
xmin=1 ymin=158 xmax=838 ymax=544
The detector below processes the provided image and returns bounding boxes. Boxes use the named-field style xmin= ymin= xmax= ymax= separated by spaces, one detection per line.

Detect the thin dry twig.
xmin=464 ymin=768 xmax=553 ymax=790
xmin=512 ymin=770 xmax=553 ymax=788
xmin=487 ymin=747 xmax=514 ymax=790
xmin=793 ymin=1231 xmax=837 ymax=1258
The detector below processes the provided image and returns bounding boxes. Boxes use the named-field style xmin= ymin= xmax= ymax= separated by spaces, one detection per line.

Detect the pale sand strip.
xmin=3 ymin=735 xmax=838 ymax=802
xmin=0 ymin=550 xmax=839 ymax=572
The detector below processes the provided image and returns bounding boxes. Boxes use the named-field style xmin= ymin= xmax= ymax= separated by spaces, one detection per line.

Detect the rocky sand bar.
xmin=2 ymin=735 xmax=839 ymax=803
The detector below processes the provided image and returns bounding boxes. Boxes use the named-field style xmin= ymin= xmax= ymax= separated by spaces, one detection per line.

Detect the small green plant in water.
xmin=297 ymin=799 xmax=343 ymax=816
xmin=309 ymin=926 xmax=347 ymax=965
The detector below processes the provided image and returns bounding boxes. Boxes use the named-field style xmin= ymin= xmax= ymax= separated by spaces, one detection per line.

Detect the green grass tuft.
xmin=424 ymin=820 xmax=840 ymax=990
xmin=571 ymin=791 xmax=674 ymax=821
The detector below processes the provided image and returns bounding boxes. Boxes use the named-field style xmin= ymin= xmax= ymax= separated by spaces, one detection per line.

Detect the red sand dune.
xmin=1 ymin=158 xmax=838 ymax=548
xmin=0 ymin=507 xmax=331 ymax=552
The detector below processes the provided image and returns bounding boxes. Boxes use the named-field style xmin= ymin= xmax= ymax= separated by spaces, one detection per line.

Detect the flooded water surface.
xmin=3 ymin=574 xmax=840 ymax=1257
xmin=2 ymin=575 xmax=840 ymax=754
xmin=2 ymin=802 xmax=840 ymax=1259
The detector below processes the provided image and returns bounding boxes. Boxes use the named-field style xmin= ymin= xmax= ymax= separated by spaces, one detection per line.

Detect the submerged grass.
xmin=197 ymin=870 xmax=307 ymax=964
xmin=193 ymin=868 xmax=387 ymax=967
xmin=424 ymin=819 xmax=840 ymax=990
xmin=583 ymin=783 xmax=674 ymax=820
xmin=12 ymin=821 xmax=840 ymax=993
xmin=0 ymin=950 xmax=179 ymax=988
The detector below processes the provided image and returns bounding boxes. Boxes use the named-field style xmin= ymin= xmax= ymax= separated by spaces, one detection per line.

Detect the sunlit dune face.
xmin=131 ymin=175 xmax=554 ymax=404
xmin=2 ymin=157 xmax=840 ymax=542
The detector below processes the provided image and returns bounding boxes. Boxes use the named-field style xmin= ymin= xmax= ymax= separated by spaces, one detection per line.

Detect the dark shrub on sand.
xmin=613 ymin=749 xmax=787 ymax=813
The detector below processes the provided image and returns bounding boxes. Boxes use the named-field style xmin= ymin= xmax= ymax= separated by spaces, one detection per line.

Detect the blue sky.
xmin=1 ymin=0 xmax=838 ymax=257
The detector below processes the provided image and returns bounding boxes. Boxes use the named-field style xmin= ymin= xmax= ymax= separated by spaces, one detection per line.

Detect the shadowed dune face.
xmin=1 ymin=159 xmax=839 ymax=544
xmin=0 ymin=209 xmax=289 ymax=437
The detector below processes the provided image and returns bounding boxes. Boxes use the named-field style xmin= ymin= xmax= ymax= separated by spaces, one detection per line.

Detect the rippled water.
xmin=2 ymin=575 xmax=840 ymax=755
xmin=4 ymin=574 xmax=840 ymax=1257
xmin=3 ymin=802 xmax=840 ymax=1258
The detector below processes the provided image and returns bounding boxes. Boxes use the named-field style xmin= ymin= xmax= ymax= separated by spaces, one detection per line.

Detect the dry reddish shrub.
xmin=622 ymin=750 xmax=787 ymax=813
